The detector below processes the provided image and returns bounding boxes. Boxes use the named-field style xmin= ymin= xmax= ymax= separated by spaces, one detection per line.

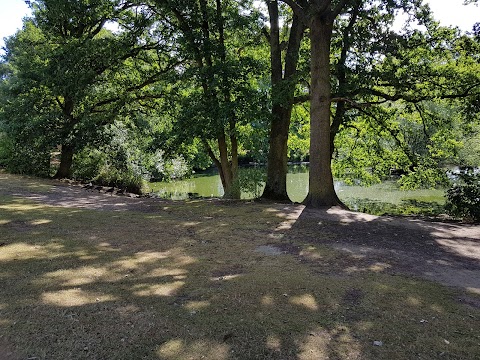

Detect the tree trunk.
xmin=262 ymin=2 xmax=305 ymax=201
xmin=263 ymin=106 xmax=291 ymax=200
xmin=303 ymin=15 xmax=342 ymax=207
xmin=218 ymin=133 xmax=240 ymax=199
xmin=54 ymin=144 xmax=74 ymax=179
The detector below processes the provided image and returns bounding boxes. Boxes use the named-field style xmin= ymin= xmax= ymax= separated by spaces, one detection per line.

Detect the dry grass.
xmin=0 ymin=172 xmax=479 ymax=359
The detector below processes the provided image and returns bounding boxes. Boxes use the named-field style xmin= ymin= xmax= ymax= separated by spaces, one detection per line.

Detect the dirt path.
xmin=2 ymin=173 xmax=480 ymax=296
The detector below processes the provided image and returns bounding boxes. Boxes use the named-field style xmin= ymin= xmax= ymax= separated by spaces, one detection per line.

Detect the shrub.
xmin=72 ymin=148 xmax=148 ymax=194
xmin=0 ymin=134 xmax=51 ymax=177
xmin=94 ymin=164 xmax=148 ymax=194
xmin=164 ymin=155 xmax=190 ymax=180
xmin=71 ymin=149 xmax=106 ymax=181
xmin=445 ymin=169 xmax=480 ymax=222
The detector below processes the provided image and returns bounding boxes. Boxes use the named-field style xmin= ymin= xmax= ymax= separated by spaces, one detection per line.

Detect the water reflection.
xmin=149 ymin=167 xmax=446 ymax=215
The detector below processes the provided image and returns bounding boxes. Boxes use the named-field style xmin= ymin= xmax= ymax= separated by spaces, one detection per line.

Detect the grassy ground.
xmin=0 ymin=172 xmax=479 ymax=359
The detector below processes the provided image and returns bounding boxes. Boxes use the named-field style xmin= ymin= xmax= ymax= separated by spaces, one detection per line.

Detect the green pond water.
xmin=149 ymin=167 xmax=446 ymax=215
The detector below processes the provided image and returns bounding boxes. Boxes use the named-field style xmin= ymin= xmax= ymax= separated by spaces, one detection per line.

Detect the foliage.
xmin=445 ymin=169 xmax=480 ymax=222
xmin=288 ymin=104 xmax=310 ymax=162
xmin=345 ymin=198 xmax=445 ymax=217
xmin=162 ymin=155 xmax=190 ymax=181
xmin=0 ymin=0 xmax=177 ymax=178
xmin=1 ymin=0 xmax=479 ymax=207
xmin=71 ymin=148 xmax=106 ymax=181
xmin=458 ymin=127 xmax=480 ymax=167
xmin=0 ymin=131 xmax=51 ymax=176
xmin=95 ymin=164 xmax=148 ymax=194
xmin=71 ymin=120 xmax=195 ymax=192
xmin=238 ymin=167 xmax=266 ymax=198
xmin=398 ymin=161 xmax=449 ymax=190
xmin=72 ymin=144 xmax=149 ymax=194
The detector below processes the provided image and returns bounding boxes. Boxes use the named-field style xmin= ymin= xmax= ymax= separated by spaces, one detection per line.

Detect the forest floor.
xmin=1 ymin=171 xmax=479 ymax=360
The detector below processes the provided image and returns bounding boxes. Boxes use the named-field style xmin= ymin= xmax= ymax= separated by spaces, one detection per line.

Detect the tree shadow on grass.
xmin=0 ymin=187 xmax=479 ymax=359
xmin=286 ymin=206 xmax=480 ymax=292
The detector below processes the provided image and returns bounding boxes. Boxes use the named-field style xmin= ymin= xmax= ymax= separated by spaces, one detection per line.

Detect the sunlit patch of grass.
xmin=157 ymin=339 xmax=230 ymax=360
xmin=42 ymin=289 xmax=116 ymax=307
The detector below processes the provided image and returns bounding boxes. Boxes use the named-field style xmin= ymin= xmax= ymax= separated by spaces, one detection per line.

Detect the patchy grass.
xmin=0 ymin=173 xmax=479 ymax=359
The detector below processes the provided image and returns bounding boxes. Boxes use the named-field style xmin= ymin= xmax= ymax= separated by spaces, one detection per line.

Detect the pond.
xmin=149 ymin=166 xmax=446 ymax=216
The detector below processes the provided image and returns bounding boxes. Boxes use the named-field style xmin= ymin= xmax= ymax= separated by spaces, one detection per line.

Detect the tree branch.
xmin=332 ymin=0 xmax=349 ymax=18
xmin=280 ymin=0 xmax=307 ymax=23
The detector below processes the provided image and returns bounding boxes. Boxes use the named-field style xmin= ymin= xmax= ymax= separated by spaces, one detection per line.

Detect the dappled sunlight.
xmin=436 ymin=239 xmax=480 ymax=261
xmin=467 ymin=287 xmax=480 ymax=295
xmin=2 ymin=173 xmax=480 ymax=359
xmin=368 ymin=262 xmax=392 ymax=272
xmin=300 ymin=246 xmax=325 ymax=260
xmin=29 ymin=219 xmax=52 ymax=225
xmin=42 ymin=288 xmax=116 ymax=307
xmin=184 ymin=300 xmax=210 ymax=311
xmin=0 ymin=203 xmax=46 ymax=212
xmin=273 ymin=206 xmax=304 ymax=231
xmin=328 ymin=325 xmax=362 ymax=359
xmin=180 ymin=221 xmax=202 ymax=227
xmin=406 ymin=296 xmax=422 ymax=306
xmin=297 ymin=327 xmax=330 ymax=360
xmin=343 ymin=262 xmax=392 ymax=275
xmin=156 ymin=339 xmax=229 ymax=360
xmin=261 ymin=295 xmax=275 ymax=306
xmin=326 ymin=207 xmax=379 ymax=224
xmin=132 ymin=281 xmax=185 ymax=297
xmin=0 ymin=319 xmax=13 ymax=326
xmin=290 ymin=294 xmax=319 ymax=311
xmin=265 ymin=207 xmax=281 ymax=214
xmin=266 ymin=334 xmax=282 ymax=351
xmin=40 ymin=266 xmax=118 ymax=287
xmin=145 ymin=267 xmax=188 ymax=280
xmin=0 ymin=242 xmax=65 ymax=262
xmin=356 ymin=321 xmax=374 ymax=331
xmin=210 ymin=274 xmax=243 ymax=282
xmin=115 ymin=249 xmax=196 ymax=270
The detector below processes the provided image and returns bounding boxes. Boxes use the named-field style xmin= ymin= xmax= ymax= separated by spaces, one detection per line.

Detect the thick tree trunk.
xmin=303 ymin=15 xmax=342 ymax=207
xmin=263 ymin=106 xmax=291 ymax=200
xmin=54 ymin=144 xmax=74 ymax=179
xmin=262 ymin=3 xmax=305 ymax=201
xmin=218 ymin=133 xmax=240 ymax=199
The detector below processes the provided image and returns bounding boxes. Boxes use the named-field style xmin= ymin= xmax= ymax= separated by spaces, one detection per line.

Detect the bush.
xmin=72 ymin=148 xmax=148 ymax=194
xmin=0 ymin=134 xmax=51 ymax=177
xmin=71 ymin=149 xmax=106 ymax=181
xmin=94 ymin=164 xmax=148 ymax=194
xmin=445 ymin=169 xmax=480 ymax=222
xmin=164 ymin=155 xmax=190 ymax=180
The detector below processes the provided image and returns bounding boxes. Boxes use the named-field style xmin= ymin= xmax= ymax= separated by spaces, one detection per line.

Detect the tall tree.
xmin=149 ymin=0 xmax=266 ymax=198
xmin=262 ymin=1 xmax=306 ymax=201
xmin=1 ymin=0 xmax=175 ymax=178
xmin=278 ymin=0 xmax=350 ymax=207
xmin=278 ymin=0 xmax=480 ymax=206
